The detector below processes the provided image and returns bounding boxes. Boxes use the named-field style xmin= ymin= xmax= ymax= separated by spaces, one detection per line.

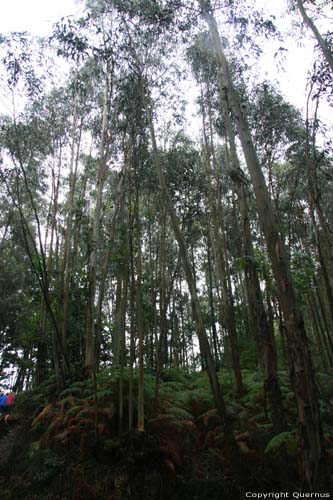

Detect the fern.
xmin=41 ymin=417 xmax=63 ymax=444
xmin=162 ymin=380 xmax=187 ymax=392
xmin=65 ymin=404 xmax=86 ymax=417
xmin=31 ymin=403 xmax=54 ymax=428
xmin=59 ymin=383 xmax=87 ymax=399
xmin=96 ymin=387 xmax=115 ymax=399
xmin=248 ymin=410 xmax=268 ymax=423
xmin=160 ymin=368 xmax=194 ymax=385
xmin=238 ymin=441 xmax=250 ymax=454
xmin=149 ymin=413 xmax=184 ymax=432
xmin=265 ymin=430 xmax=298 ymax=456
xmin=190 ymin=373 xmax=210 ymax=390
xmin=225 ymin=401 xmax=244 ymax=417
xmin=197 ymin=409 xmax=222 ymax=429
xmin=166 ymin=406 xmax=193 ymax=420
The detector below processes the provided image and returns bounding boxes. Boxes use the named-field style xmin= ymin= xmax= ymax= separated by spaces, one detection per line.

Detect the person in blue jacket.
xmin=0 ymin=392 xmax=16 ymax=422
xmin=0 ymin=393 xmax=7 ymax=410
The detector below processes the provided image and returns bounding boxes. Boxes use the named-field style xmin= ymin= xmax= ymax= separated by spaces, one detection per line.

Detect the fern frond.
xmin=31 ymin=403 xmax=54 ymax=428
xmin=265 ymin=430 xmax=297 ymax=456
xmin=166 ymin=407 xmax=193 ymax=420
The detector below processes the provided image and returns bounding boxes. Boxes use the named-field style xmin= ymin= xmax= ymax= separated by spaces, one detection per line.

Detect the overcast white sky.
xmin=0 ymin=0 xmax=79 ymax=35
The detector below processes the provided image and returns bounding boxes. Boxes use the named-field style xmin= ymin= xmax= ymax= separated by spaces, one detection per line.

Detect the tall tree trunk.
xmin=61 ymin=108 xmax=83 ymax=369
xmin=199 ymin=0 xmax=329 ymax=489
xmin=314 ymin=283 xmax=333 ymax=361
xmin=118 ymin=266 xmax=129 ymax=435
xmin=13 ymin=348 xmax=30 ymax=392
xmin=135 ymin=185 xmax=145 ymax=433
xmin=202 ymin=85 xmax=244 ymax=396
xmin=155 ymin=206 xmax=168 ymax=401
xmin=206 ymin=77 xmax=286 ymax=431
xmin=307 ymin=296 xmax=331 ymax=370
xmin=113 ymin=274 xmax=123 ymax=367
xmin=296 ymin=0 xmax=333 ymax=74
xmin=44 ymin=146 xmax=64 ymax=384
xmin=238 ymin=182 xmax=286 ymax=433
xmin=128 ymin=193 xmax=136 ymax=432
xmin=206 ymin=236 xmax=220 ymax=369
xmin=136 ymin=70 xmax=242 ymax=478
xmin=95 ymin=162 xmax=128 ymax=366
xmin=306 ymin=89 xmax=333 ymax=328
xmin=86 ymin=67 xmax=111 ymax=370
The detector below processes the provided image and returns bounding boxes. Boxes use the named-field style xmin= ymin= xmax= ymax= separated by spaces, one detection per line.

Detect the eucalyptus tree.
xmin=292 ymin=0 xmax=333 ymax=74
xmin=113 ymin=4 xmax=245 ymax=480
xmin=0 ymin=208 xmax=38 ymax=389
xmin=160 ymin=136 xmax=213 ymax=369
xmin=0 ymin=90 xmax=72 ymax=384
xmin=188 ymin=33 xmax=287 ymax=432
xmin=285 ymin=106 xmax=333 ymax=350
xmin=59 ymin=76 xmax=84 ymax=369
xmin=53 ymin=7 xmax=134 ymax=371
xmin=189 ymin=33 xmax=246 ymax=396
xmin=0 ymin=30 xmax=96 ymax=384
xmin=85 ymin=60 xmax=113 ymax=370
xmin=199 ymin=0 xmax=329 ymax=489
xmin=249 ymin=82 xmax=306 ymax=213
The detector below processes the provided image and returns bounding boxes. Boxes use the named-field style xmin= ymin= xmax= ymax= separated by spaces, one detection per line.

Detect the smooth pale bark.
xmin=36 ymin=302 xmax=48 ymax=385
xmin=199 ymin=0 xmax=329 ymax=490
xmin=296 ymin=0 xmax=333 ymax=74
xmin=95 ymin=163 xmax=128 ymax=366
xmin=306 ymin=94 xmax=333 ymax=330
xmin=206 ymin=237 xmax=220 ymax=368
xmin=205 ymin=85 xmax=244 ymax=394
xmin=135 ymin=187 xmax=145 ymax=432
xmin=113 ymin=274 xmax=123 ymax=366
xmin=118 ymin=267 xmax=129 ymax=435
xmin=61 ymin=109 xmax=83 ymax=367
xmin=147 ymin=198 xmax=157 ymax=371
xmin=205 ymin=79 xmax=286 ymax=432
xmin=155 ymin=206 xmax=168 ymax=401
xmin=202 ymin=97 xmax=244 ymax=396
xmin=42 ymin=151 xmax=63 ymax=383
xmin=36 ymin=145 xmax=66 ymax=384
xmin=312 ymin=220 xmax=333 ymax=328
xmin=86 ymin=68 xmax=111 ymax=369
xmin=128 ymin=196 xmax=136 ymax=432
xmin=13 ymin=348 xmax=30 ymax=392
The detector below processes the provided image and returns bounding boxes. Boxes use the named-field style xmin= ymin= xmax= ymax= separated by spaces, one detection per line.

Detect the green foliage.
xmin=160 ymin=367 xmax=194 ymax=385
xmin=166 ymin=406 xmax=194 ymax=420
xmin=149 ymin=413 xmax=185 ymax=432
xmin=238 ymin=441 xmax=250 ymax=454
xmin=290 ymin=251 xmax=315 ymax=299
xmin=27 ymin=442 xmax=66 ymax=483
xmin=265 ymin=430 xmax=298 ymax=456
xmin=316 ymin=372 xmax=333 ymax=400
xmin=240 ymin=382 xmax=264 ymax=407
xmin=59 ymin=382 xmax=90 ymax=398
xmin=316 ymin=372 xmax=333 ymax=435
xmin=249 ymin=81 xmax=305 ymax=165
xmin=5 ymin=366 xmax=333 ymax=497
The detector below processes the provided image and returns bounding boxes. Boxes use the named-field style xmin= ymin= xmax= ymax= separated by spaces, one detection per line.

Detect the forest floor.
xmin=0 ymin=368 xmax=332 ymax=499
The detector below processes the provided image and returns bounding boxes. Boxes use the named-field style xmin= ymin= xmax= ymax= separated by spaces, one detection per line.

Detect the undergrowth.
xmin=1 ymin=367 xmax=332 ymax=499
